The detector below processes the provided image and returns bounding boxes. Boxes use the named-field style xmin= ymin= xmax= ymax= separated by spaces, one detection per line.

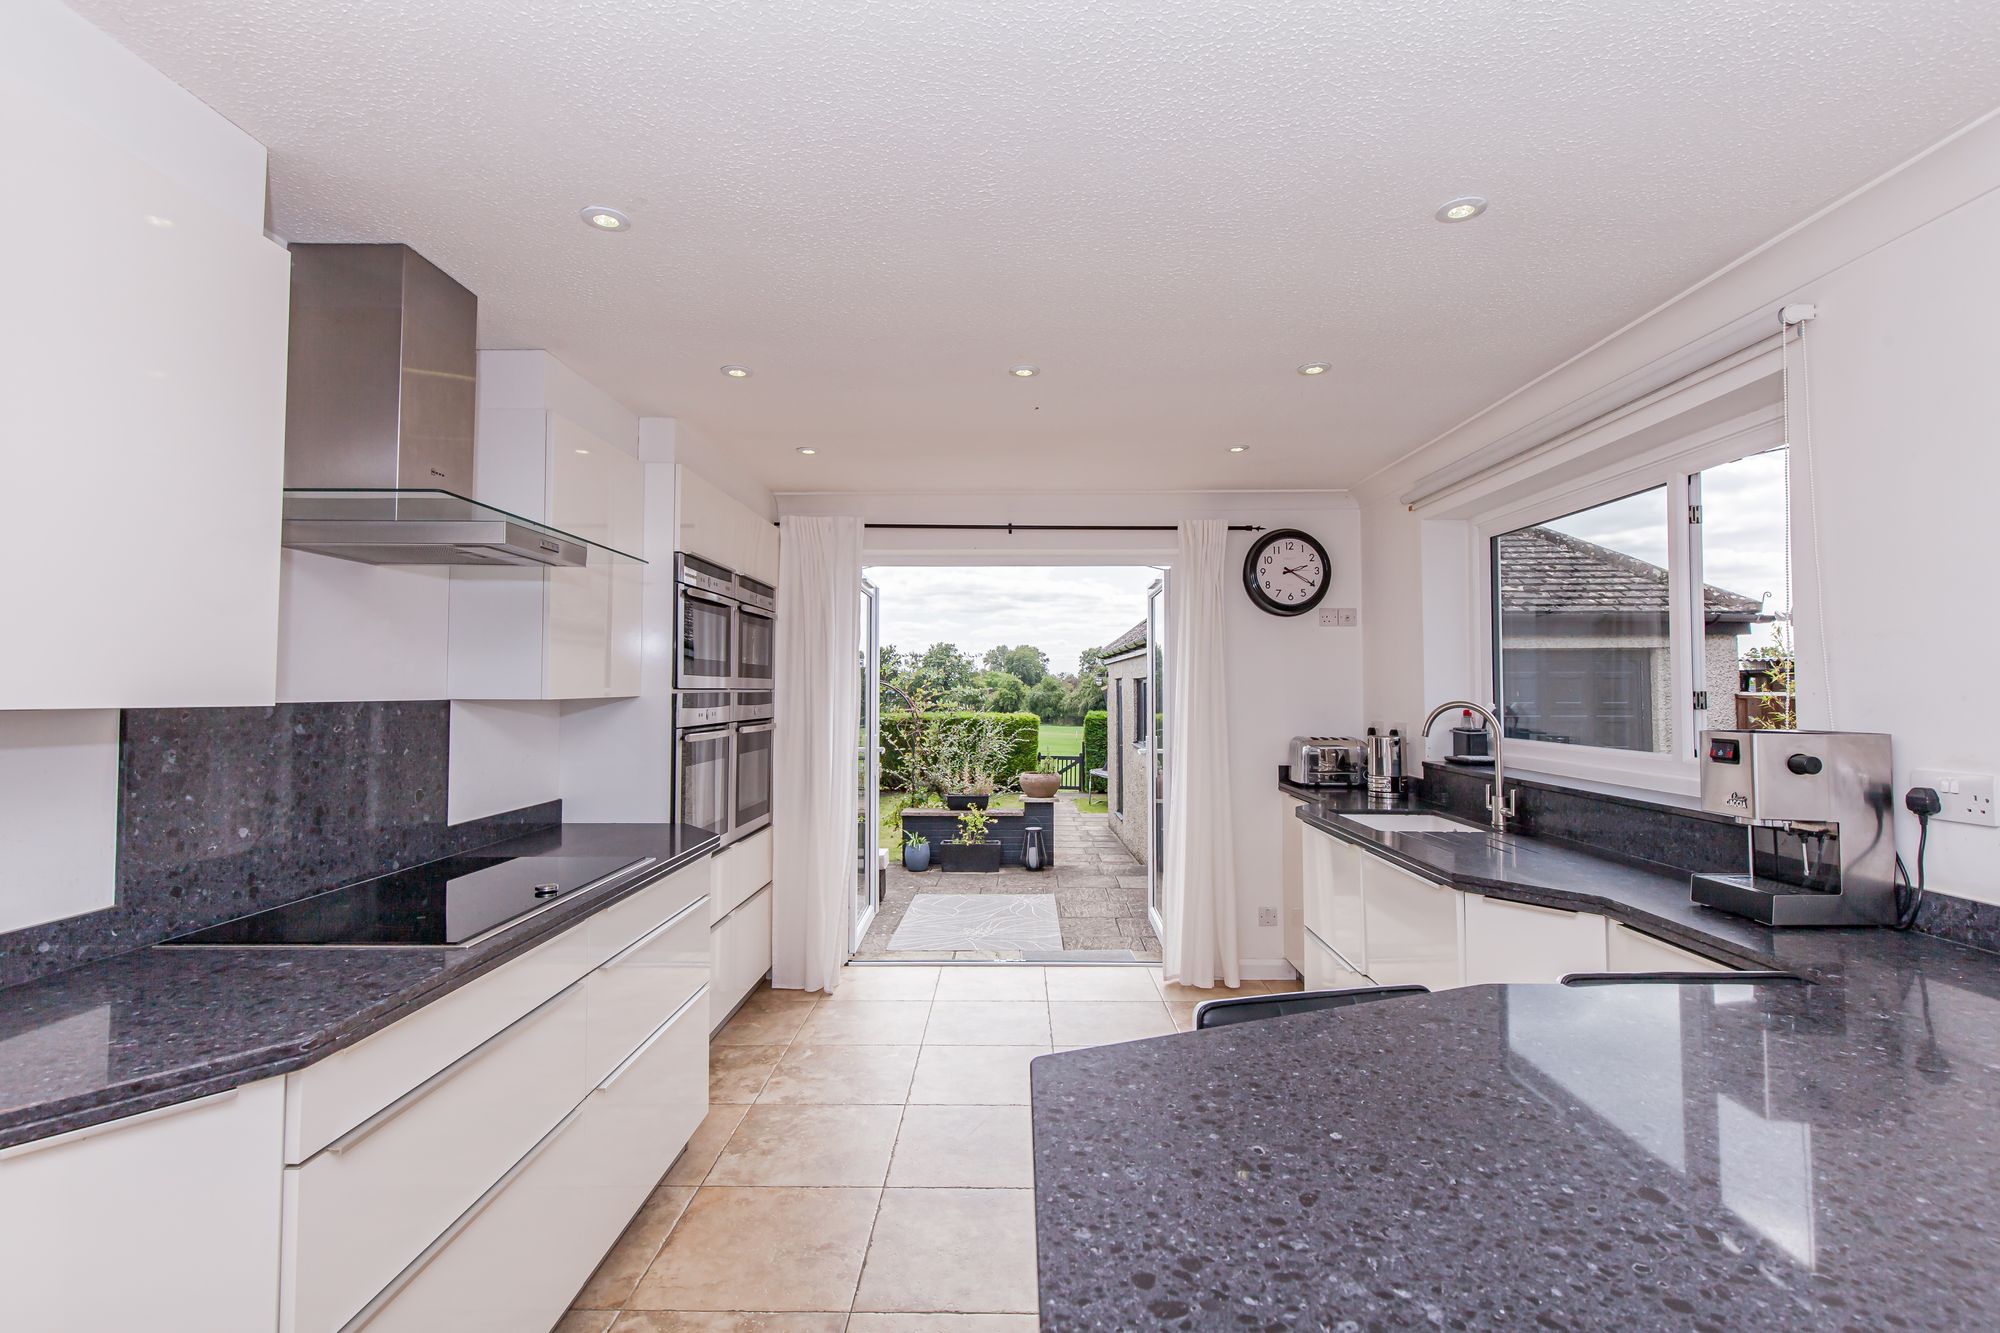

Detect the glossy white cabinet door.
xmin=1304 ymin=827 xmax=1367 ymax=973
xmin=1359 ymin=856 xmax=1463 ymax=991
xmin=713 ymin=828 xmax=775 ymax=923
xmin=2 ymin=82 xmax=288 ymax=709
xmin=1462 ymin=894 xmax=1609 ymax=985
xmin=1279 ymin=793 xmax=1305 ymax=973
xmin=1607 ymin=922 xmax=1732 ymax=974
xmin=0 ymin=1080 xmax=285 ymax=1331
xmin=1302 ymin=929 xmax=1371 ymax=991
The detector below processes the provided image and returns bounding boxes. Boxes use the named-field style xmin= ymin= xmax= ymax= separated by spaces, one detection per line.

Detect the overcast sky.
xmin=867 ymin=565 xmax=1164 ymax=675
xmin=1536 ymin=447 xmax=1791 ymax=650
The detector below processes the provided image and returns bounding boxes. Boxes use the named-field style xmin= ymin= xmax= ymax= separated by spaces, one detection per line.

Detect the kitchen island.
xmin=1030 ymin=795 xmax=2000 ymax=1330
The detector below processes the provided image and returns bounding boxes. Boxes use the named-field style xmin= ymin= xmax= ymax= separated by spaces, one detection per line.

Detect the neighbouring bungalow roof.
xmin=1498 ymin=527 xmax=1768 ymax=625
xmin=1098 ymin=620 xmax=1149 ymax=660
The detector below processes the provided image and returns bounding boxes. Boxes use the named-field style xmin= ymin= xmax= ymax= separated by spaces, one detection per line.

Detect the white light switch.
xmin=1909 ymin=770 xmax=1999 ymax=826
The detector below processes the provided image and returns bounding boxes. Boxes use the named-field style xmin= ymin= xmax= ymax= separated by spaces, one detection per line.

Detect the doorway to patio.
xmin=850 ymin=564 xmax=1167 ymax=963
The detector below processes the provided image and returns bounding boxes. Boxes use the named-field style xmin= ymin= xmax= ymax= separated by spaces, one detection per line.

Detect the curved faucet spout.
xmin=1421 ymin=700 xmax=1513 ymax=833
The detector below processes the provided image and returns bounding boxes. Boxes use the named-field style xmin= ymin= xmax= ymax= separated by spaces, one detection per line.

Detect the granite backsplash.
xmin=0 ymin=702 xmax=558 ymax=989
xmin=1418 ymin=760 xmax=2000 ymax=954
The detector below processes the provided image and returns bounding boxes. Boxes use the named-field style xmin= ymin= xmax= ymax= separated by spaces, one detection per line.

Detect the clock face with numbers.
xmin=1242 ymin=528 xmax=1332 ymax=616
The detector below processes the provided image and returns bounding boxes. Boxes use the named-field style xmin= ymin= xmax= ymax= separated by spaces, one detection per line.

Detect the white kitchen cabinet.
xmin=449 ymin=408 xmax=645 ymax=701
xmin=0 ymin=1080 xmax=286 ymax=1333
xmin=678 ymin=464 xmax=778 ymax=582
xmin=1607 ymin=922 xmax=1731 ymax=974
xmin=713 ymin=828 xmax=775 ymax=923
xmin=1303 ymin=824 xmax=1367 ymax=974
xmin=1462 ymin=893 xmax=1609 ymax=985
xmin=1359 ymin=856 xmax=1463 ymax=991
xmin=2 ymin=80 xmax=289 ymax=709
xmin=1279 ymin=794 xmax=1305 ymax=974
xmin=710 ymin=884 xmax=774 ymax=1029
xmin=1303 ymin=930 xmax=1372 ymax=991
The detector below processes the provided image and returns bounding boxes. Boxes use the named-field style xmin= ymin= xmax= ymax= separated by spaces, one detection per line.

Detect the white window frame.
xmin=1470 ymin=405 xmax=1787 ymax=798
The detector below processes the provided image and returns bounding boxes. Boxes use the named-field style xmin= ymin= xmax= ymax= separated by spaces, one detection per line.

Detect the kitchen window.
xmin=1481 ymin=439 xmax=1793 ymax=795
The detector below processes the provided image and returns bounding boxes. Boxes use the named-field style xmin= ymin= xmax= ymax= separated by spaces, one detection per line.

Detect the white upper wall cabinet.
xmin=677 ymin=465 xmax=777 ymax=581
xmin=0 ymin=81 xmax=289 ymax=709
xmin=449 ymin=353 xmax=644 ymax=701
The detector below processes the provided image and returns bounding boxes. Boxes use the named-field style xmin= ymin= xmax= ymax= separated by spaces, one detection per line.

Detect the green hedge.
xmin=1081 ymin=711 xmax=1108 ymax=792
xmin=880 ymin=711 xmax=1040 ymax=792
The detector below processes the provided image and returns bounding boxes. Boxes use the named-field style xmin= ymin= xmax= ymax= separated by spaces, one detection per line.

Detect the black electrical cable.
xmin=1894 ymin=808 xmax=1931 ymax=931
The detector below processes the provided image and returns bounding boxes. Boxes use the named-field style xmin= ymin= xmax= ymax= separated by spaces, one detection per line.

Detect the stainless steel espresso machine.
xmin=1691 ymin=729 xmax=1897 ymax=926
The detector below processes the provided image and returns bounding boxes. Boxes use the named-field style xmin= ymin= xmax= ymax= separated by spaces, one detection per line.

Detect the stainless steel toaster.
xmin=1287 ymin=736 xmax=1365 ymax=787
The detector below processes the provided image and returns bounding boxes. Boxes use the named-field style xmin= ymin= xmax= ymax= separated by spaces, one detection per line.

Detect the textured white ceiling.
xmin=69 ymin=0 xmax=2000 ymax=493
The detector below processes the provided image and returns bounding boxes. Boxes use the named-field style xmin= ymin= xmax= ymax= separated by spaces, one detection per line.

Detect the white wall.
xmin=1358 ymin=108 xmax=2000 ymax=905
xmin=779 ymin=488 xmax=1362 ymax=974
xmin=0 ymin=712 xmax=120 ymax=932
xmin=448 ymin=701 xmax=560 ymax=825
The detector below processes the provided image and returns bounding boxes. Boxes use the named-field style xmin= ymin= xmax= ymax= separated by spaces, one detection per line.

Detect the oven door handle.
xmin=736 ymin=721 xmax=775 ymax=735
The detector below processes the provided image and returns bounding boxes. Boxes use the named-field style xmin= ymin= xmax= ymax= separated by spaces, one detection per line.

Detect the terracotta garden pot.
xmin=1019 ymin=772 xmax=1061 ymax=799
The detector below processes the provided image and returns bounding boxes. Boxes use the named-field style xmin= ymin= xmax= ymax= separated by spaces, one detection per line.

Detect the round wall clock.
xmin=1243 ymin=528 xmax=1331 ymax=616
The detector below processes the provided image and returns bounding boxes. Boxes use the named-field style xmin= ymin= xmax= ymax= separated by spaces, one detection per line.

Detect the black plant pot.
xmin=938 ymin=840 xmax=1002 ymax=873
xmin=944 ymin=793 xmax=991 ymax=811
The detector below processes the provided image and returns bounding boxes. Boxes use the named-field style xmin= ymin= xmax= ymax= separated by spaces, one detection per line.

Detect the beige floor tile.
xmin=632 ymin=1186 xmax=880 ymax=1312
xmin=846 ymin=1317 xmax=1039 ymax=1332
xmin=710 ymin=1044 xmax=786 ymax=1103
xmin=1154 ymin=977 xmax=1275 ymax=1003
xmin=888 ymin=1105 xmax=1035 ymax=1188
xmin=708 ymin=1104 xmax=904 ymax=1186
xmin=795 ymin=1000 xmax=933 ymax=1045
xmin=714 ymin=1004 xmax=814 ymax=1047
xmin=663 ymin=1104 xmax=752 ymax=1186
xmin=1047 ymin=1001 xmax=1175 ymax=1047
xmin=738 ymin=985 xmax=821 ymax=1015
xmin=825 ymin=965 xmax=942 ymax=1001
xmin=853 ymin=1188 xmax=1039 ymax=1314
xmin=759 ymin=1044 xmax=920 ymax=1105
xmin=555 ymin=1311 xmax=620 ymax=1333
xmin=1166 ymin=1001 xmax=1200 ymax=1032
xmin=933 ymin=967 xmax=1047 ymax=1002
xmin=612 ymin=1315 xmax=847 ymax=1333
xmin=1044 ymin=966 xmax=1162 ymax=1001
xmin=923 ymin=1002 xmax=1052 ymax=1046
xmin=908 ymin=1045 xmax=1049 ymax=1105
xmin=572 ymin=1185 xmax=696 ymax=1307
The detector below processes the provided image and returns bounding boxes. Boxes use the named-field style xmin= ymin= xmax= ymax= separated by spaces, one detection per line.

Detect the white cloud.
xmin=867 ymin=564 xmax=1163 ymax=674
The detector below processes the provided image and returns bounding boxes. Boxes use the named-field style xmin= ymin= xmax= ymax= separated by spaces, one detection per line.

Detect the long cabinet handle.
xmin=603 ymin=894 xmax=709 ymax=970
xmin=0 ymin=1088 xmax=239 ymax=1163
xmin=322 ymin=983 xmax=582 ymax=1160
xmin=600 ymin=986 xmax=708 ymax=1092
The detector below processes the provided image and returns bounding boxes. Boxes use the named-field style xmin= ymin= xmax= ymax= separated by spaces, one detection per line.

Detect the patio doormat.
xmin=888 ymin=895 xmax=1062 ymax=953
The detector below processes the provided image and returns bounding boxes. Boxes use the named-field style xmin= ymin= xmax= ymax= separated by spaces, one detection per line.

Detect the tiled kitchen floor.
xmin=557 ymin=964 xmax=1298 ymax=1332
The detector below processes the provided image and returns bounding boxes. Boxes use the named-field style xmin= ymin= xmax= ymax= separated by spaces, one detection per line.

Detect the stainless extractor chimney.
xmin=280 ymin=243 xmax=586 ymax=567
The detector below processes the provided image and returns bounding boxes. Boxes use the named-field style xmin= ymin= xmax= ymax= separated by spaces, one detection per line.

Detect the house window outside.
xmin=1113 ymin=679 xmax=1125 ymax=815
xmin=1134 ymin=678 xmax=1149 ymax=744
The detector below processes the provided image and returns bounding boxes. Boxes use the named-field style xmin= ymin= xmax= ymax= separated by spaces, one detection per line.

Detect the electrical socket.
xmin=1257 ymin=907 xmax=1278 ymax=927
xmin=1909 ymin=770 xmax=1998 ymax=826
xmin=1318 ymin=607 xmax=1358 ymax=628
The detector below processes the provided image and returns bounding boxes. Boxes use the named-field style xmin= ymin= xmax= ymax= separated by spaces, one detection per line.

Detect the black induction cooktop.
xmin=162 ymin=852 xmax=655 ymax=947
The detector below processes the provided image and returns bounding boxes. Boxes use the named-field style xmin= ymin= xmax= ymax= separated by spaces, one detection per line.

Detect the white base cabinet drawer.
xmin=1302 ymin=827 xmax=1365 ymax=973
xmin=709 ymin=884 xmax=773 ymax=1027
xmin=361 ymin=990 xmax=709 ymax=1333
xmin=1462 ymin=894 xmax=1609 ymax=985
xmin=585 ymin=894 xmax=710 ymax=1087
xmin=1302 ymin=929 xmax=1370 ymax=991
xmin=713 ymin=829 xmax=773 ymax=922
xmin=281 ymin=983 xmax=592 ymax=1333
xmin=1607 ymin=922 xmax=1731 ymax=974
xmin=1359 ymin=856 xmax=1463 ymax=991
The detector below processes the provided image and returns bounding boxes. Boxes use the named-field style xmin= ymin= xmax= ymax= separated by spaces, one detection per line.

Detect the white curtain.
xmin=1161 ymin=519 xmax=1241 ymax=989
xmin=771 ymin=515 xmax=864 ymax=993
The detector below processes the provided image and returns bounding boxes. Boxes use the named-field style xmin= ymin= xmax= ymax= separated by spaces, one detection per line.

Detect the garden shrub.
xmin=1081 ymin=710 xmax=1108 ymax=791
xmin=881 ymin=711 xmax=1040 ymax=793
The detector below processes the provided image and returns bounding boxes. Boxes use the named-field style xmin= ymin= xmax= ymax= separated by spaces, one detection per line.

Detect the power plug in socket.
xmin=1909 ymin=770 xmax=1999 ymax=826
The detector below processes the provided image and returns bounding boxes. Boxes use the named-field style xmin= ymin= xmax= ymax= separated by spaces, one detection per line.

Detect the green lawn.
xmin=1037 ymin=722 xmax=1083 ymax=757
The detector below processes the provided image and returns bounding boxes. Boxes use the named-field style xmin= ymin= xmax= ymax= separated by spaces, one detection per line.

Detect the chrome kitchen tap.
xmin=1422 ymin=701 xmax=1514 ymax=833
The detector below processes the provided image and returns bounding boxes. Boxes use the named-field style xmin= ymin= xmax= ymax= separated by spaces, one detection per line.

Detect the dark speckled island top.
xmin=1030 ymin=797 xmax=2000 ymax=1331
xmin=0 ymin=823 xmax=717 ymax=1151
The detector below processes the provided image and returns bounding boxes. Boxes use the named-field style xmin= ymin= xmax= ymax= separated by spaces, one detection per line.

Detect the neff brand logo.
xmin=430 ymin=467 xmax=446 ymax=478
xmin=1727 ymin=792 xmax=1750 ymax=810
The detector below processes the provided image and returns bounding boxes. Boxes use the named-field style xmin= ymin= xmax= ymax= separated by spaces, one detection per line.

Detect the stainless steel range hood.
xmin=279 ymin=244 xmax=618 ymax=569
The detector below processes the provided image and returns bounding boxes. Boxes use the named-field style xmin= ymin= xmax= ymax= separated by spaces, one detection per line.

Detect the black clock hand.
xmin=1281 ymin=565 xmax=1316 ymax=585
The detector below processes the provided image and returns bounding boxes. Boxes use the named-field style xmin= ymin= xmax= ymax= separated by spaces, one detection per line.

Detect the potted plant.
xmin=1019 ymin=770 xmax=1060 ymax=799
xmin=939 ymin=806 xmax=1002 ymax=873
xmin=940 ymin=714 xmax=1014 ymax=809
xmin=902 ymin=828 xmax=931 ymax=873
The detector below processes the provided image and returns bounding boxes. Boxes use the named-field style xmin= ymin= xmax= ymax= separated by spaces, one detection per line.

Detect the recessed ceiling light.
xmin=796 ymin=447 xmax=817 ymax=455
xmin=144 ymin=214 xmax=174 ymax=229
xmin=1009 ymin=364 xmax=1039 ymax=378
xmin=1297 ymin=362 xmax=1330 ymax=376
xmin=720 ymin=364 xmax=753 ymax=379
xmin=579 ymin=205 xmax=631 ymax=231
xmin=1435 ymin=196 xmax=1487 ymax=223
xmin=1228 ymin=446 xmax=1248 ymax=453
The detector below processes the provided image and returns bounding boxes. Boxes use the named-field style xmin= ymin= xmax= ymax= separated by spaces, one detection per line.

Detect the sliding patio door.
xmin=1145 ymin=575 xmax=1168 ymax=937
xmin=853 ymin=578 xmax=881 ymax=952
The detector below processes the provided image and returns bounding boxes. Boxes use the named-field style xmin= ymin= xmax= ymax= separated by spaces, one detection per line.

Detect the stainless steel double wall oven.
xmin=674 ymin=554 xmax=776 ymax=845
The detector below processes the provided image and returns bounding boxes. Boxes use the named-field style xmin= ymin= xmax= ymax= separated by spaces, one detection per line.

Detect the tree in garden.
xmin=982 ymin=644 xmax=1049 ymax=685
xmin=1025 ymin=677 xmax=1068 ymax=722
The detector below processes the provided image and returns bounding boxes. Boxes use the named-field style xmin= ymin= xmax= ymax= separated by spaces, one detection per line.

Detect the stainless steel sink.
xmin=1341 ymin=813 xmax=1483 ymax=833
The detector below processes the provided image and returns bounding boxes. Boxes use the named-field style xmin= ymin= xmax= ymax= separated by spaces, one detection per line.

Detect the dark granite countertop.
xmin=0 ymin=823 xmax=717 ymax=1152
xmin=1030 ymin=779 xmax=2000 ymax=1329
